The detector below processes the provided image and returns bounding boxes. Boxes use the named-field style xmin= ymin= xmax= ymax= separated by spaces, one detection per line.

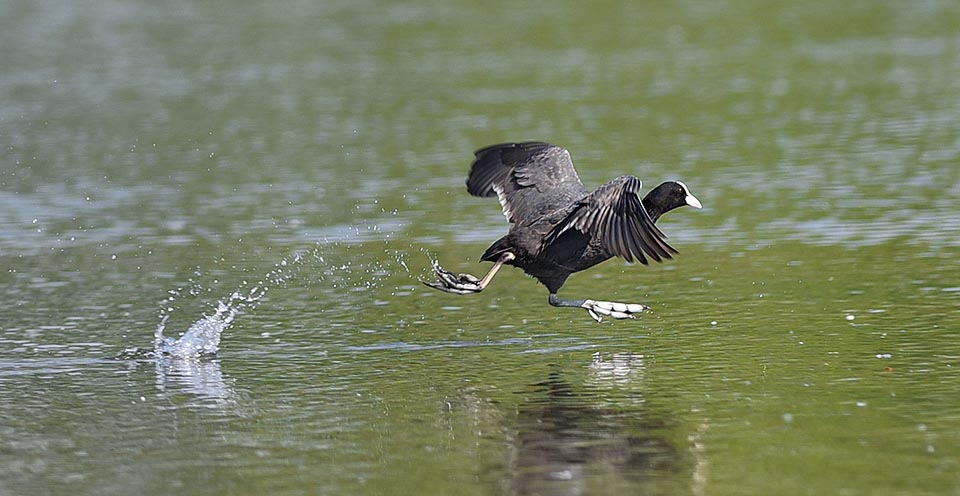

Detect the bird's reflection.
xmin=508 ymin=354 xmax=683 ymax=496
xmin=586 ymin=351 xmax=646 ymax=391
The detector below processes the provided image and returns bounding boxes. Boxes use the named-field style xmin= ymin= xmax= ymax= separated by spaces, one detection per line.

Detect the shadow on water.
xmin=507 ymin=355 xmax=688 ymax=496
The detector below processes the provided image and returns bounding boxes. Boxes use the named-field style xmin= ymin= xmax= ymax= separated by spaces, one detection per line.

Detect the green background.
xmin=2 ymin=0 xmax=958 ymax=494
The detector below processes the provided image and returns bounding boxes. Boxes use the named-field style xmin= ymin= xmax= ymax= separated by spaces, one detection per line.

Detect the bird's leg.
xmin=423 ymin=253 xmax=515 ymax=295
xmin=548 ymin=293 xmax=649 ymax=323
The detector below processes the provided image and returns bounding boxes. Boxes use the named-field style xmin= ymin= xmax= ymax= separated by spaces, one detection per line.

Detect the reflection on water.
xmin=509 ymin=363 xmax=683 ymax=495
xmin=587 ymin=351 xmax=647 ymax=394
xmin=154 ymin=357 xmax=237 ymax=408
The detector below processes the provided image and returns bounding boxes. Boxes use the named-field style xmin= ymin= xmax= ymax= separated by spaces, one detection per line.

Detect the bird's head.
xmin=673 ymin=181 xmax=702 ymax=209
xmin=643 ymin=181 xmax=702 ymax=222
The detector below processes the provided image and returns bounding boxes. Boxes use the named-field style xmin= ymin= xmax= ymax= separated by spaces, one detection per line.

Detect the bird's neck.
xmin=641 ymin=199 xmax=665 ymax=223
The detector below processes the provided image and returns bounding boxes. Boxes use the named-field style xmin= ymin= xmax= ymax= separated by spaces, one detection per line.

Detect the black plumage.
xmin=426 ymin=141 xmax=702 ymax=322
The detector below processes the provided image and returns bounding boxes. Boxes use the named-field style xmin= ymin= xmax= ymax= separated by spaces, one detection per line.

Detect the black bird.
xmin=425 ymin=142 xmax=701 ymax=322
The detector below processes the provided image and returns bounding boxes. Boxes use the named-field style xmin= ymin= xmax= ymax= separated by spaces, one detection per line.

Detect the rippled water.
xmin=2 ymin=0 xmax=959 ymax=494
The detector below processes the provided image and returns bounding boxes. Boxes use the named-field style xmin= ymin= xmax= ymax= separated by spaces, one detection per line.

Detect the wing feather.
xmin=623 ymin=216 xmax=644 ymax=264
xmin=465 ymin=142 xmax=589 ymax=224
xmin=543 ymin=175 xmax=676 ymax=264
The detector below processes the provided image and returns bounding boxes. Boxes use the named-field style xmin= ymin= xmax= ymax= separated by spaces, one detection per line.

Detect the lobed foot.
xmin=423 ymin=259 xmax=484 ymax=294
xmin=581 ymin=299 xmax=650 ymax=323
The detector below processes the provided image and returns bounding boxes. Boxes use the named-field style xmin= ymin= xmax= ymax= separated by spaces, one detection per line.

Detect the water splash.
xmin=153 ymin=285 xmax=264 ymax=358
xmin=151 ymin=253 xmax=301 ymax=358
xmin=150 ymin=244 xmax=414 ymax=358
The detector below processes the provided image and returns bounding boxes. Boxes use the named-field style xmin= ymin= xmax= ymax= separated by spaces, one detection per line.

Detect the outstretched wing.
xmin=543 ymin=175 xmax=677 ymax=265
xmin=466 ymin=142 xmax=588 ymax=224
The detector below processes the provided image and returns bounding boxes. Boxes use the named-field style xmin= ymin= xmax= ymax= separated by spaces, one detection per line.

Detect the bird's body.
xmin=425 ymin=141 xmax=701 ymax=322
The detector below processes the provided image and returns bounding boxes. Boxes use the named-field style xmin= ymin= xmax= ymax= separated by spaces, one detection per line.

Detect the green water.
xmin=2 ymin=0 xmax=959 ymax=494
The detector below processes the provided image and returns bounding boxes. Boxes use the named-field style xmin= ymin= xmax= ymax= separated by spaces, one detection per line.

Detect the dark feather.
xmin=543 ymin=175 xmax=676 ymax=264
xmin=466 ymin=142 xmax=589 ymax=224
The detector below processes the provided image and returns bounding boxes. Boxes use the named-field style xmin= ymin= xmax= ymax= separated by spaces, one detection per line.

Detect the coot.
xmin=425 ymin=141 xmax=701 ymax=322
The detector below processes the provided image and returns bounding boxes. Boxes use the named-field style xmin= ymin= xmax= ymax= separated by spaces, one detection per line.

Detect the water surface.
xmin=2 ymin=0 xmax=959 ymax=494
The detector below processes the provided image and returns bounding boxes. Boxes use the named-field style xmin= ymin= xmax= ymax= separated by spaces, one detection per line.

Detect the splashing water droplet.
xmin=152 ymin=247 xmax=321 ymax=358
xmin=154 ymin=300 xmax=237 ymax=358
xmin=152 ymin=241 xmax=418 ymax=358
